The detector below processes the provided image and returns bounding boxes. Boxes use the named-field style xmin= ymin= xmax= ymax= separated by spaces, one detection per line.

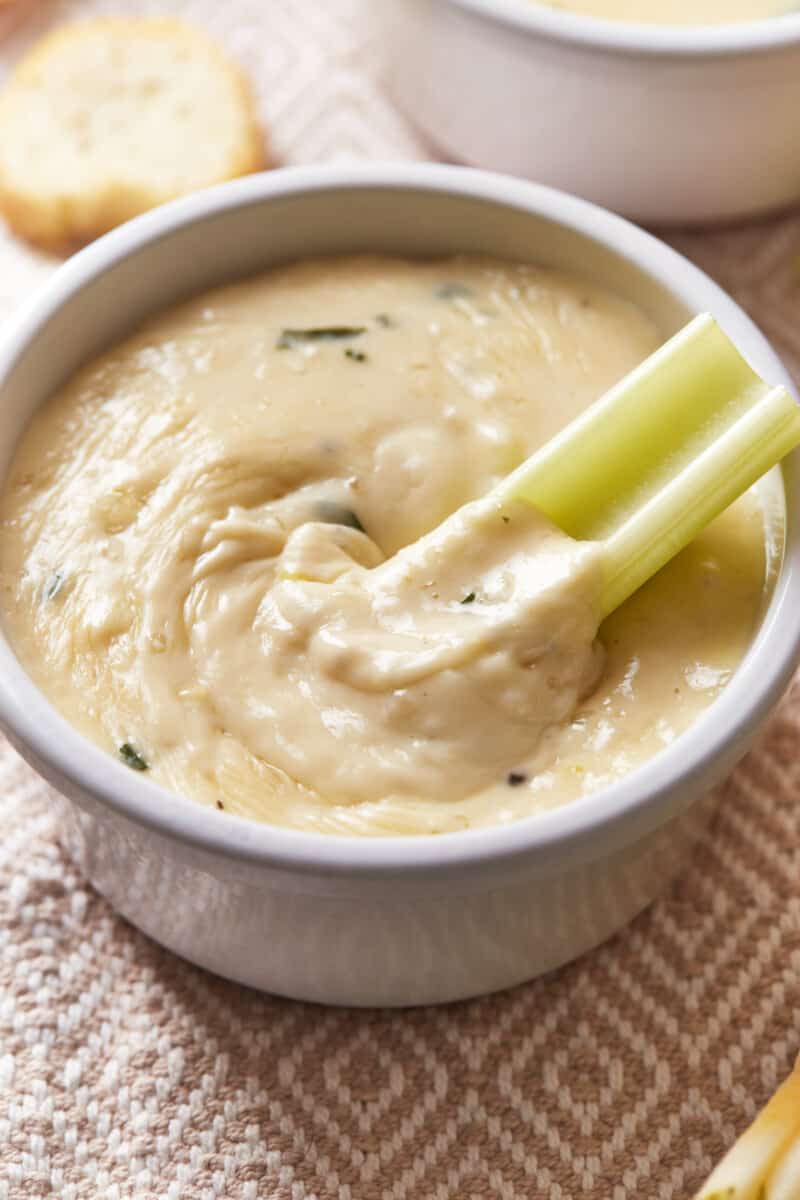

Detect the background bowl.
xmin=382 ymin=0 xmax=800 ymax=225
xmin=0 ymin=164 xmax=798 ymax=1006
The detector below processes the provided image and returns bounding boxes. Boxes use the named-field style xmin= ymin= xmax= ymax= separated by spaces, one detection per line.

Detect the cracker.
xmin=0 ymin=18 xmax=266 ymax=247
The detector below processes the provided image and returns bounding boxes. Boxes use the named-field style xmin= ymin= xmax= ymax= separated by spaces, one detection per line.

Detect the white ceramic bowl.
xmin=383 ymin=0 xmax=800 ymax=224
xmin=0 ymin=164 xmax=798 ymax=1007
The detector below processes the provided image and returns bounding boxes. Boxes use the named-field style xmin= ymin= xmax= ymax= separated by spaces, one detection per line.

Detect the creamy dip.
xmin=0 ymin=257 xmax=774 ymax=835
xmin=538 ymin=0 xmax=794 ymax=22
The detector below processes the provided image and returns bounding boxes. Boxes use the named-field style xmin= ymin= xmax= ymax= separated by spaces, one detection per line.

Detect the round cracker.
xmin=0 ymin=18 xmax=266 ymax=247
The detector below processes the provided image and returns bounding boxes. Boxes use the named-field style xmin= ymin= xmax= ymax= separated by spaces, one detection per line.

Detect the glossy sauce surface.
xmin=0 ymin=257 xmax=774 ymax=834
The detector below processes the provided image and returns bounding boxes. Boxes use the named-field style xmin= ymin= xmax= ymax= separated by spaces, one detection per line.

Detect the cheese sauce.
xmin=538 ymin=0 xmax=794 ymax=22
xmin=0 ymin=257 xmax=774 ymax=835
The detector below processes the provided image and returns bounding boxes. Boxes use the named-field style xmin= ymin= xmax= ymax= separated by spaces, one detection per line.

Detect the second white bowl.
xmin=383 ymin=0 xmax=800 ymax=224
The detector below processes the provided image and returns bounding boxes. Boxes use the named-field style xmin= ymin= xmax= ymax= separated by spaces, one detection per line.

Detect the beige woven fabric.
xmin=1 ymin=2 xmax=800 ymax=1197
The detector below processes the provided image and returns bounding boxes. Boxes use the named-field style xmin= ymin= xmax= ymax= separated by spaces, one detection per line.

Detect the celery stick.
xmin=693 ymin=1061 xmax=800 ymax=1200
xmin=495 ymin=314 xmax=800 ymax=617
xmin=768 ymin=1136 xmax=800 ymax=1200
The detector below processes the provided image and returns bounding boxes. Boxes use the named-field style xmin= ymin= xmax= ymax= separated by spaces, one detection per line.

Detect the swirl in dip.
xmin=0 ymin=257 xmax=776 ymax=834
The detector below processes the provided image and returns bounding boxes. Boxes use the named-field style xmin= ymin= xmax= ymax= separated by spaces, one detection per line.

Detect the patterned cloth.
xmin=1 ymin=2 xmax=800 ymax=1196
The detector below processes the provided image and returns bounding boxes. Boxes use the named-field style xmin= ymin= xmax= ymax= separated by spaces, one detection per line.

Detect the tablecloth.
xmin=0 ymin=2 xmax=799 ymax=1196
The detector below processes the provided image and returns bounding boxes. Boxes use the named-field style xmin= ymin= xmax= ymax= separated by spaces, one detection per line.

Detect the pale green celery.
xmin=768 ymin=1137 xmax=800 ymax=1200
xmin=494 ymin=314 xmax=800 ymax=617
xmin=692 ymin=1060 xmax=800 ymax=1200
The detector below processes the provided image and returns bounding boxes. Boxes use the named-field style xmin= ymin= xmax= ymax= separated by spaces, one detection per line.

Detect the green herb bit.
xmin=375 ymin=313 xmax=393 ymax=328
xmin=313 ymin=501 xmax=366 ymax=533
xmin=119 ymin=743 xmax=149 ymax=771
xmin=43 ymin=571 xmax=65 ymax=601
xmin=460 ymin=592 xmax=476 ymax=605
xmin=435 ymin=283 xmax=473 ymax=302
xmin=345 ymin=348 xmax=367 ymax=363
xmin=277 ymin=326 xmax=366 ymax=349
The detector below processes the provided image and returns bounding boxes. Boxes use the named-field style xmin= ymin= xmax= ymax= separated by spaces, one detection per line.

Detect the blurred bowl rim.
xmin=0 ymin=162 xmax=798 ymax=881
xmin=443 ymin=0 xmax=800 ymax=56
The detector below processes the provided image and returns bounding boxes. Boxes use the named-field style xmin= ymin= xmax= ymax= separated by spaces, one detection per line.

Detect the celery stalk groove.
xmin=494 ymin=314 xmax=800 ymax=616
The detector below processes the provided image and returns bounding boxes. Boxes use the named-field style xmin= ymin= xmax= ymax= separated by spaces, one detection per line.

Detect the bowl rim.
xmin=439 ymin=0 xmax=800 ymax=56
xmin=0 ymin=161 xmax=799 ymax=879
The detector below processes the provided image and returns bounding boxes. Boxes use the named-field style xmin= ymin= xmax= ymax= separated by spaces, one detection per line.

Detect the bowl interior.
xmin=0 ymin=182 xmax=696 ymax=479
xmin=0 ymin=166 xmax=797 ymax=878
xmin=442 ymin=0 xmax=800 ymax=52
